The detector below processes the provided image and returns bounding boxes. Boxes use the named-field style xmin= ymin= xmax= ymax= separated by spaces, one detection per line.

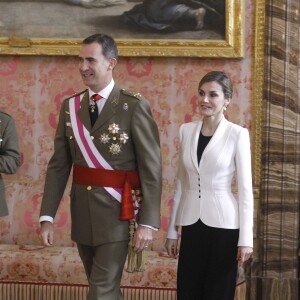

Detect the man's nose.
xmin=79 ymin=60 xmax=88 ymax=70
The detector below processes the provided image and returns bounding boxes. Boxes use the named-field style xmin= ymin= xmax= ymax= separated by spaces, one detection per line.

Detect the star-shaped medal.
xmin=108 ymin=123 xmax=120 ymax=134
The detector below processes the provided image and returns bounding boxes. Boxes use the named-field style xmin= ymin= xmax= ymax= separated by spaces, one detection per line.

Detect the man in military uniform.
xmin=0 ymin=111 xmax=20 ymax=217
xmin=39 ymin=33 xmax=162 ymax=299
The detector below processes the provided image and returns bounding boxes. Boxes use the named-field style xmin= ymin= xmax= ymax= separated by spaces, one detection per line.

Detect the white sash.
xmin=69 ymin=94 xmax=122 ymax=202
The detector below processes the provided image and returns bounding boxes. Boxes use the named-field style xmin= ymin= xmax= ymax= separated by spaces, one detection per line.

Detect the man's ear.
xmin=108 ymin=58 xmax=117 ymax=71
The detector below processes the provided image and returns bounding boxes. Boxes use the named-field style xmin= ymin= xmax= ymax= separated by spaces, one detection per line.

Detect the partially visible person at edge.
xmin=0 ymin=111 xmax=20 ymax=218
xmin=39 ymin=33 xmax=162 ymax=300
xmin=165 ymin=71 xmax=253 ymax=300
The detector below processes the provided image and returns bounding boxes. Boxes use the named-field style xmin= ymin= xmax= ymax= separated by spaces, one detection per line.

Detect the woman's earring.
xmin=223 ymin=105 xmax=228 ymax=111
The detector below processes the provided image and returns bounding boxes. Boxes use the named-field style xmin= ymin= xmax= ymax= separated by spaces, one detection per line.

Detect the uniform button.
xmin=90 ymin=136 xmax=94 ymax=140
xmin=87 ymin=186 xmax=92 ymax=191
xmin=69 ymin=136 xmax=73 ymax=140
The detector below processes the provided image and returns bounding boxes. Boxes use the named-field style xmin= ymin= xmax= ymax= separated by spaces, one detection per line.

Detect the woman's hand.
xmin=237 ymin=246 xmax=253 ymax=266
xmin=165 ymin=238 xmax=179 ymax=258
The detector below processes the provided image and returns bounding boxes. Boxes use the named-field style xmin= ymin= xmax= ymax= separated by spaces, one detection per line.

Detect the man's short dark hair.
xmin=83 ymin=33 xmax=118 ymax=60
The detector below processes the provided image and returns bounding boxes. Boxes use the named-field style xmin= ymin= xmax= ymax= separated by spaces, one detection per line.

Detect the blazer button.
xmin=87 ymin=186 xmax=92 ymax=191
xmin=90 ymin=136 xmax=94 ymax=140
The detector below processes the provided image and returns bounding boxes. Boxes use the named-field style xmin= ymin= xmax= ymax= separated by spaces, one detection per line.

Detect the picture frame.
xmin=251 ymin=0 xmax=265 ymax=191
xmin=0 ymin=0 xmax=244 ymax=57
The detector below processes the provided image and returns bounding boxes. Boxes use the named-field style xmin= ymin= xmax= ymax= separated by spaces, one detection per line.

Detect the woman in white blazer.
xmin=165 ymin=71 xmax=253 ymax=300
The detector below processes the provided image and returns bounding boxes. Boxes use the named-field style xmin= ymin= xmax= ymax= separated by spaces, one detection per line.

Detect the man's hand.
xmin=132 ymin=226 xmax=153 ymax=252
xmin=39 ymin=221 xmax=54 ymax=246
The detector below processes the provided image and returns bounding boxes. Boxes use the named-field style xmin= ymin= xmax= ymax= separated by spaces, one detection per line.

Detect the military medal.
xmin=119 ymin=132 xmax=128 ymax=144
xmin=109 ymin=143 xmax=122 ymax=155
xmin=108 ymin=123 xmax=120 ymax=134
xmin=100 ymin=133 xmax=111 ymax=144
xmin=123 ymin=103 xmax=128 ymax=111
xmin=90 ymin=100 xmax=96 ymax=113
xmin=100 ymin=123 xmax=129 ymax=155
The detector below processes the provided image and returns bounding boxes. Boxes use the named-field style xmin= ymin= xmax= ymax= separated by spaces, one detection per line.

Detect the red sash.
xmin=73 ymin=165 xmax=140 ymax=220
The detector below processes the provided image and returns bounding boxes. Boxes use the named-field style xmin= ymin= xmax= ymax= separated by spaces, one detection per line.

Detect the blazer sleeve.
xmin=235 ymin=128 xmax=254 ymax=247
xmin=0 ymin=116 xmax=20 ymax=174
xmin=131 ymin=98 xmax=162 ymax=229
xmin=167 ymin=124 xmax=184 ymax=239
xmin=40 ymin=100 xmax=73 ymax=218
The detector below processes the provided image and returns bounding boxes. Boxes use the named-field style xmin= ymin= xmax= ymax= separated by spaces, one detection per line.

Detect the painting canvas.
xmin=0 ymin=0 xmax=244 ymax=57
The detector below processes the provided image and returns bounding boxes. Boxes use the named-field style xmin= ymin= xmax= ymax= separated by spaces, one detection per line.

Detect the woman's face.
xmin=198 ymin=81 xmax=230 ymax=119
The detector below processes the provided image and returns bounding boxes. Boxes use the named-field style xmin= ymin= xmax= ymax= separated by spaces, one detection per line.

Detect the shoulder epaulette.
xmin=66 ymin=89 xmax=88 ymax=100
xmin=121 ymin=89 xmax=143 ymax=100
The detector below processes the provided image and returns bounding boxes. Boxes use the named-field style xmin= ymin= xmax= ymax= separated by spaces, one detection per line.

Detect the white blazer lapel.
xmin=190 ymin=121 xmax=202 ymax=172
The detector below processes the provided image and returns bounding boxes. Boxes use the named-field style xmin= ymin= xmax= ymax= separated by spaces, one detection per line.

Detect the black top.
xmin=197 ymin=131 xmax=212 ymax=164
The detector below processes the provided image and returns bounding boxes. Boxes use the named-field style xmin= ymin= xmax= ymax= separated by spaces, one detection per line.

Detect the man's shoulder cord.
xmin=120 ymin=89 xmax=143 ymax=100
xmin=66 ymin=89 xmax=88 ymax=101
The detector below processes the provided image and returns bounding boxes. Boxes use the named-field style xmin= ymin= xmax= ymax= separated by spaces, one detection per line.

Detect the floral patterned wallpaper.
xmin=0 ymin=2 xmax=254 ymax=252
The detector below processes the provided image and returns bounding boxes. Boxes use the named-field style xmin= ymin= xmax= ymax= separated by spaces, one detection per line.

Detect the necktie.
xmin=90 ymin=94 xmax=102 ymax=127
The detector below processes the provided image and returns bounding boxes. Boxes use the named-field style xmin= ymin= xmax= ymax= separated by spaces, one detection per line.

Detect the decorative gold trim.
xmin=0 ymin=0 xmax=244 ymax=58
xmin=251 ymin=0 xmax=265 ymax=190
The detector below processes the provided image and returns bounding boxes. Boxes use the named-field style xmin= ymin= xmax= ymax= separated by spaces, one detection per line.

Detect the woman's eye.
xmin=198 ymin=91 xmax=205 ymax=96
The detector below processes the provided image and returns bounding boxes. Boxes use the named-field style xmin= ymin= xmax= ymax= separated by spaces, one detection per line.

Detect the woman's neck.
xmin=201 ymin=115 xmax=223 ymax=136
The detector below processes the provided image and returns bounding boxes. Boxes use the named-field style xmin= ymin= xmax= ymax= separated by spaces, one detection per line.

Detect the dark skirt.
xmin=177 ymin=218 xmax=239 ymax=300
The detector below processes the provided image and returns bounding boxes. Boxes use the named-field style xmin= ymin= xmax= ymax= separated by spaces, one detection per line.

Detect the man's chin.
xmin=82 ymin=78 xmax=93 ymax=86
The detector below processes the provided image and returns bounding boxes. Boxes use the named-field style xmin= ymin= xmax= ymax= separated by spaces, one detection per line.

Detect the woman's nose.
xmin=202 ymin=95 xmax=209 ymax=102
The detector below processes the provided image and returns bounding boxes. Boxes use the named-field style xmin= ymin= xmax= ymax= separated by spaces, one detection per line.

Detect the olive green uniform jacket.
xmin=0 ymin=111 xmax=20 ymax=216
xmin=40 ymin=84 xmax=162 ymax=245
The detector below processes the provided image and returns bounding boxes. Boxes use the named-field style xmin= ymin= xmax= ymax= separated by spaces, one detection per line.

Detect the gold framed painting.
xmin=0 ymin=0 xmax=244 ymax=57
